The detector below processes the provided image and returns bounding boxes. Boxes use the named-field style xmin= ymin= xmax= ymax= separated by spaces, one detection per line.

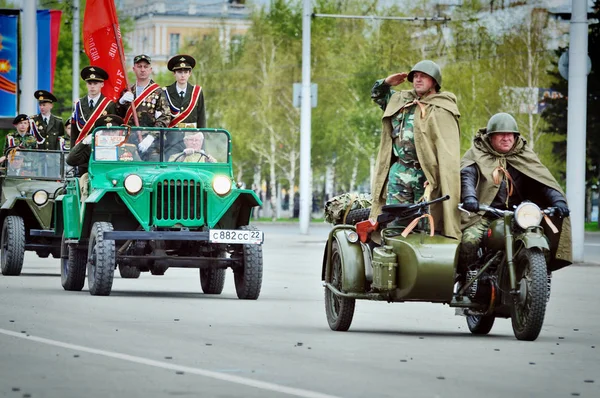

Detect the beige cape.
xmin=369 ymin=89 xmax=462 ymax=239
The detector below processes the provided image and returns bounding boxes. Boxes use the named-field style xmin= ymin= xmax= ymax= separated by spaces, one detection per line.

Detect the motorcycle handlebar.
xmin=458 ymin=203 xmax=558 ymax=217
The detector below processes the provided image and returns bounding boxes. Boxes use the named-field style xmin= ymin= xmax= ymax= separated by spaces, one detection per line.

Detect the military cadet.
xmin=71 ymin=66 xmax=117 ymax=149
xmin=168 ymin=132 xmax=216 ymax=163
xmin=0 ymin=115 xmax=38 ymax=163
xmin=163 ymin=54 xmax=206 ymax=159
xmin=116 ymin=54 xmax=171 ymax=161
xmin=370 ymin=60 xmax=462 ymax=239
xmin=164 ymin=54 xmax=206 ymax=128
xmin=30 ymin=90 xmax=64 ymax=150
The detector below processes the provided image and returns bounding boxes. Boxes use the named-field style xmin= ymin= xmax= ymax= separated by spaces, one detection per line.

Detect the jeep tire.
xmin=1 ymin=215 xmax=26 ymax=276
xmin=87 ymin=222 xmax=116 ymax=296
xmin=200 ymin=267 xmax=226 ymax=294
xmin=61 ymin=234 xmax=86 ymax=291
xmin=233 ymin=225 xmax=263 ymax=300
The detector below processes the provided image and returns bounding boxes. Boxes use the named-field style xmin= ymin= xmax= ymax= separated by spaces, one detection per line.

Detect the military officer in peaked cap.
xmin=31 ymin=90 xmax=64 ymax=150
xmin=163 ymin=54 xmax=206 ymax=159
xmin=70 ymin=65 xmax=117 ymax=151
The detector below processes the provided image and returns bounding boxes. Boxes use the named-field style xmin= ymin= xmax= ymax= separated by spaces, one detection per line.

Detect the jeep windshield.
xmin=5 ymin=149 xmax=65 ymax=179
xmin=92 ymin=128 xmax=230 ymax=164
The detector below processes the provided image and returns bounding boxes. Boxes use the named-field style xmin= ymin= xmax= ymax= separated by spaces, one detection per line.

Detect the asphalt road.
xmin=0 ymin=224 xmax=598 ymax=398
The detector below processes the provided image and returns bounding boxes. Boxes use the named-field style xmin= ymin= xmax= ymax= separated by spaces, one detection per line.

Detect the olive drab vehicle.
xmin=57 ymin=127 xmax=263 ymax=297
xmin=0 ymin=148 xmax=67 ymax=275
xmin=322 ymin=196 xmax=561 ymax=341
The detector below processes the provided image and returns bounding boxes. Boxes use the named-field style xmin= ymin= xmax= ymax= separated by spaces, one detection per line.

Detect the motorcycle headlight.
xmin=212 ymin=175 xmax=232 ymax=196
xmin=123 ymin=174 xmax=143 ymax=195
xmin=33 ymin=189 xmax=49 ymax=206
xmin=514 ymin=202 xmax=543 ymax=229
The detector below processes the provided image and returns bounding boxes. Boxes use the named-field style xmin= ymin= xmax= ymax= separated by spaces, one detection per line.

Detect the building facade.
xmin=120 ymin=0 xmax=251 ymax=71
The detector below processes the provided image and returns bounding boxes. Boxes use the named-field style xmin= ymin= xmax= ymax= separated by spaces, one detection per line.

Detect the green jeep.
xmin=58 ymin=127 xmax=264 ymax=298
xmin=0 ymin=148 xmax=66 ymax=275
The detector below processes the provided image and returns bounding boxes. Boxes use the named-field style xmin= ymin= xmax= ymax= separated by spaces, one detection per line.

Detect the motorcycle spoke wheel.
xmin=510 ymin=248 xmax=548 ymax=341
xmin=324 ymin=242 xmax=355 ymax=331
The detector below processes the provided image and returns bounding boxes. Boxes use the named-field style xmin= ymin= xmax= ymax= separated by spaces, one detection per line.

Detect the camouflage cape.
xmin=324 ymin=193 xmax=372 ymax=224
xmin=461 ymin=129 xmax=572 ymax=271
xmin=370 ymin=89 xmax=462 ymax=239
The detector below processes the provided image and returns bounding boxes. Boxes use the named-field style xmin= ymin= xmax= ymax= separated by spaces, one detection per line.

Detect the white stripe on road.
xmin=0 ymin=328 xmax=340 ymax=398
xmin=585 ymin=243 xmax=600 ymax=247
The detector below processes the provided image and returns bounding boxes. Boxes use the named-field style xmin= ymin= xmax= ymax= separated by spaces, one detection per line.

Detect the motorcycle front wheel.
xmin=324 ymin=241 xmax=356 ymax=331
xmin=510 ymin=248 xmax=548 ymax=341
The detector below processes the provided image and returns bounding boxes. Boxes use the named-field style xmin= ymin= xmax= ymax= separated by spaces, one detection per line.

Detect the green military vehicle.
xmin=58 ymin=127 xmax=264 ymax=297
xmin=0 ymin=148 xmax=66 ymax=275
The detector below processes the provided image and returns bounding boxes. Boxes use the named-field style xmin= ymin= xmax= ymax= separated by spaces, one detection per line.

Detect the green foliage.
xmin=541 ymin=0 xmax=600 ymax=187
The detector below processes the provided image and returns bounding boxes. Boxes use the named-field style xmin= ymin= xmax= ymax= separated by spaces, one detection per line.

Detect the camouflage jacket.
xmin=5 ymin=132 xmax=38 ymax=151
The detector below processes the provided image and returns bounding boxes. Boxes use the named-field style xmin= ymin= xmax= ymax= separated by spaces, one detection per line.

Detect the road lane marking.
xmin=0 ymin=328 xmax=340 ymax=398
xmin=584 ymin=243 xmax=600 ymax=247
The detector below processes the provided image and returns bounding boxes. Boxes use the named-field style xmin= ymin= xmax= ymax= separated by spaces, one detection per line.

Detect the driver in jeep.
xmin=168 ymin=132 xmax=216 ymax=163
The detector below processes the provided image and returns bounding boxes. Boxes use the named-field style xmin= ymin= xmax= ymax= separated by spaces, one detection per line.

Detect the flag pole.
xmin=111 ymin=22 xmax=140 ymax=128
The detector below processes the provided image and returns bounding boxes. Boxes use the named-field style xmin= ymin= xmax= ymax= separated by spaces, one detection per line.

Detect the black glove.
xmin=553 ymin=202 xmax=570 ymax=218
xmin=462 ymin=197 xmax=479 ymax=212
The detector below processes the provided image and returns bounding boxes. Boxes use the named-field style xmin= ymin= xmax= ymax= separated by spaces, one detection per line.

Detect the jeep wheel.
xmin=87 ymin=222 xmax=116 ymax=296
xmin=1 ymin=215 xmax=25 ymax=276
xmin=200 ymin=268 xmax=226 ymax=294
xmin=61 ymin=234 xmax=86 ymax=291
xmin=119 ymin=264 xmax=141 ymax=279
xmin=233 ymin=225 xmax=263 ymax=300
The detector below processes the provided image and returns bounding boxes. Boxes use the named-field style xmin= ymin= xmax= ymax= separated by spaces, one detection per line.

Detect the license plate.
xmin=209 ymin=229 xmax=264 ymax=244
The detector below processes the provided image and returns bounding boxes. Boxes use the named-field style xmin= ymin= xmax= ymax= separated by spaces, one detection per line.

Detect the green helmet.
xmin=407 ymin=60 xmax=442 ymax=89
xmin=486 ymin=113 xmax=519 ymax=135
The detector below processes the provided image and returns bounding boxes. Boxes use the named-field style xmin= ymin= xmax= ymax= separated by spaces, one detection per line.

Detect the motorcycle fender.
xmin=516 ymin=231 xmax=549 ymax=251
xmin=322 ymin=227 xmax=366 ymax=293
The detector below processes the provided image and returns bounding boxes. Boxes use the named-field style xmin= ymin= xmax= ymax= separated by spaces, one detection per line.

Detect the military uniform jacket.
xmin=71 ymin=95 xmax=117 ymax=148
xmin=31 ymin=114 xmax=65 ymax=150
xmin=116 ymin=80 xmax=171 ymax=127
xmin=5 ymin=132 xmax=38 ymax=151
xmin=164 ymin=83 xmax=206 ymax=128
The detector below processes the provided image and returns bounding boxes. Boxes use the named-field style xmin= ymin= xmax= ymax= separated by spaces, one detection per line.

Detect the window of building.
xmin=169 ymin=33 xmax=180 ymax=56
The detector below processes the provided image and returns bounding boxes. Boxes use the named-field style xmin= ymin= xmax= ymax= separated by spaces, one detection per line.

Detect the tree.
xmin=542 ymin=0 xmax=600 ymax=222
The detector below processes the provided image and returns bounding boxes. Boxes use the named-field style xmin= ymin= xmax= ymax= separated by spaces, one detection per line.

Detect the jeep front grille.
xmin=155 ymin=179 xmax=202 ymax=221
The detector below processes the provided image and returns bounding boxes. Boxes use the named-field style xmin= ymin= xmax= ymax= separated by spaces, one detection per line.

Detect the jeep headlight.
xmin=124 ymin=174 xmax=143 ymax=195
xmin=33 ymin=189 xmax=49 ymax=206
xmin=212 ymin=175 xmax=232 ymax=196
xmin=514 ymin=202 xmax=543 ymax=229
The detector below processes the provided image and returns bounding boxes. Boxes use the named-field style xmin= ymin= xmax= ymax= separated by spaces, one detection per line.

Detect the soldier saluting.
xmin=30 ymin=90 xmax=64 ymax=150
xmin=71 ymin=66 xmax=117 ymax=149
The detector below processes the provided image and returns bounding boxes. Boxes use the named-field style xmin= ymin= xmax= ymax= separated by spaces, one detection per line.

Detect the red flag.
xmin=82 ymin=0 xmax=127 ymax=102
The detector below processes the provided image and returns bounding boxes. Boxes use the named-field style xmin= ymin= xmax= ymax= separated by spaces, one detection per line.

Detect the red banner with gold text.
xmin=82 ymin=0 xmax=127 ymax=102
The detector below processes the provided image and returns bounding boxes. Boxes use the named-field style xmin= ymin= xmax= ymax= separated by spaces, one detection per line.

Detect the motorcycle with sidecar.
xmin=321 ymin=195 xmax=559 ymax=341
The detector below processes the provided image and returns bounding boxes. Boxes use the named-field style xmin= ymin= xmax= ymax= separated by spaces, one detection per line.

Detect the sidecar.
xmin=321 ymin=199 xmax=461 ymax=331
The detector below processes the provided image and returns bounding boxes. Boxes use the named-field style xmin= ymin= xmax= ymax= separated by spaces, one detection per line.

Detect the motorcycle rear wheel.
xmin=510 ymin=248 xmax=548 ymax=341
xmin=324 ymin=241 xmax=356 ymax=331
xmin=466 ymin=315 xmax=495 ymax=335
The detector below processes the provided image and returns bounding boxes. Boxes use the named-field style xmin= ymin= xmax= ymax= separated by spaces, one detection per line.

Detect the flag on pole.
xmin=37 ymin=10 xmax=62 ymax=92
xmin=82 ymin=0 xmax=127 ymax=102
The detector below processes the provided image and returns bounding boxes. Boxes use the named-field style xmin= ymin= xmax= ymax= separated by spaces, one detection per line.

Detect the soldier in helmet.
xmin=458 ymin=112 xmax=572 ymax=275
xmin=30 ymin=90 xmax=65 ymax=150
xmin=370 ymin=59 xmax=462 ymax=239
